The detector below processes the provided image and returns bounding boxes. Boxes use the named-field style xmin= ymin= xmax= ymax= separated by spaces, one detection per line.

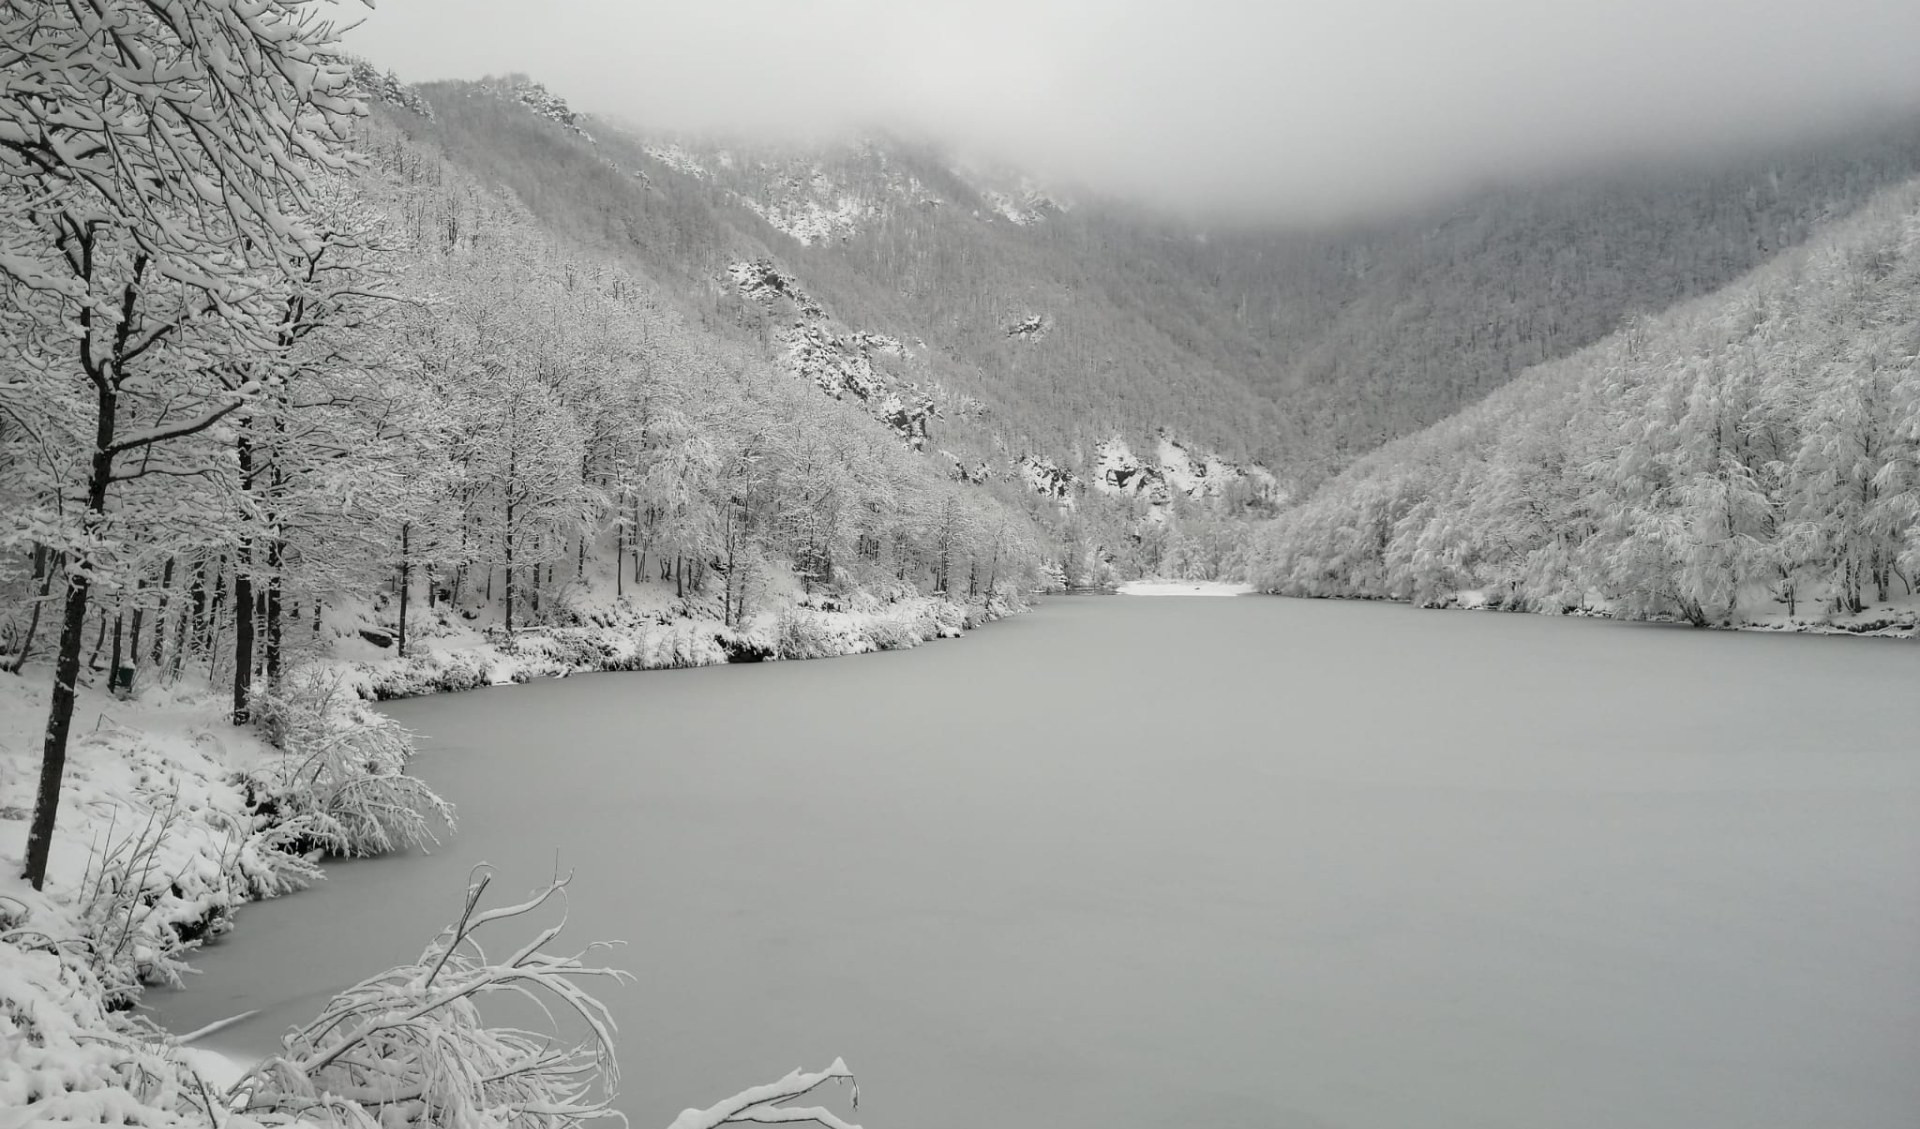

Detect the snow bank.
xmin=0 ymin=670 xmax=451 ymax=1125
xmin=1418 ymin=587 xmax=1919 ymax=637
xmin=340 ymin=589 xmax=1025 ymax=701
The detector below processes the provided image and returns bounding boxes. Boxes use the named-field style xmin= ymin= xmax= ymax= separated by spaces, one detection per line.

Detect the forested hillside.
xmin=1253 ymin=180 xmax=1920 ymax=629
xmin=0 ymin=66 xmax=1057 ymax=736
xmin=590 ymin=106 xmax=1920 ymax=489
xmin=366 ymin=75 xmax=1286 ymax=583
xmin=350 ymin=74 xmax=1920 ymax=583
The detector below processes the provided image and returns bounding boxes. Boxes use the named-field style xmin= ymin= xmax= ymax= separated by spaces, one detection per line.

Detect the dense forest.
xmin=0 ymin=18 xmax=1041 ymax=1125
xmin=585 ymin=109 xmax=1920 ymax=491
xmin=1254 ymin=181 xmax=1920 ymax=626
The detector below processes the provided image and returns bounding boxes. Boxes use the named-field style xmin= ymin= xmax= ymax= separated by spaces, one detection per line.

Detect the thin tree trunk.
xmin=233 ymin=425 xmax=256 ymax=724
xmin=205 ymin=565 xmax=227 ymax=661
xmin=169 ymin=582 xmax=192 ymax=683
xmin=150 ymin=557 xmax=174 ymax=667
xmin=88 ymin=608 xmax=108 ymax=672
xmin=397 ymin=523 xmax=411 ymax=659
xmin=265 ymin=535 xmax=282 ymax=688
xmin=232 ymin=551 xmax=253 ymax=725
xmin=25 ymin=405 xmax=117 ymax=889
xmin=128 ymin=581 xmax=145 ymax=674
xmin=189 ymin=557 xmax=208 ymax=655
xmin=108 ymin=608 xmax=126 ymax=696
xmin=7 ymin=553 xmax=55 ymax=675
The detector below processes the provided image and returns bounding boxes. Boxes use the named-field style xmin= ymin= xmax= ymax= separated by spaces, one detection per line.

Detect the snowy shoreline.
xmin=336 ymin=589 xmax=1027 ymax=701
xmin=0 ymin=587 xmax=1025 ymax=1121
xmin=1261 ymin=588 xmax=1919 ymax=638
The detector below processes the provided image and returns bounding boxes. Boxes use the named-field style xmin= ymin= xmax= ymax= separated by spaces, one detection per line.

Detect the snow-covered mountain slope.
xmin=591 ymin=104 xmax=1920 ymax=491
xmin=374 ymin=71 xmax=1920 ymax=580
xmin=1255 ymin=178 xmax=1920 ymax=632
xmin=729 ymin=258 xmax=937 ymax=446
xmin=1090 ymin=434 xmax=1284 ymax=509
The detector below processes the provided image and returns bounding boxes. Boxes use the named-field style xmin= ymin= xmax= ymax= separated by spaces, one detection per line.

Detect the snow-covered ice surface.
xmin=150 ymin=598 xmax=1920 ymax=1129
xmin=1116 ymin=579 xmax=1254 ymax=596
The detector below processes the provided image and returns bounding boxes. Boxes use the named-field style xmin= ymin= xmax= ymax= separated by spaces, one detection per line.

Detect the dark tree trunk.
xmin=109 ymin=607 xmax=128 ymax=697
xmin=205 ymin=566 xmax=227 ymax=662
xmin=233 ymin=432 xmax=255 ymax=724
xmin=25 ymin=405 xmax=116 ymax=890
xmin=150 ymin=556 xmax=174 ymax=667
xmin=265 ymin=536 xmax=282 ymax=688
xmin=127 ymin=577 xmax=146 ymax=685
xmin=88 ymin=608 xmax=108 ymax=672
xmin=397 ymin=523 xmax=411 ymax=659
xmin=232 ymin=558 xmax=253 ymax=723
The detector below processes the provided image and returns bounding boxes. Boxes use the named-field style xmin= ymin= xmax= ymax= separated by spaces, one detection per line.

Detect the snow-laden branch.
xmin=668 ymin=1060 xmax=862 ymax=1129
xmin=228 ymin=864 xmax=631 ymax=1128
xmin=105 ymin=383 xmax=257 ymax=455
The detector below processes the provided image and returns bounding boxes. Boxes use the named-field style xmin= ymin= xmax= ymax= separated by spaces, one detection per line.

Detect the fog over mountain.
xmin=339 ymin=0 xmax=1920 ymax=219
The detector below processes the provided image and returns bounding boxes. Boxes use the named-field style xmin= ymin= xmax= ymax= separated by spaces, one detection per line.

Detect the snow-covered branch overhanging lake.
xmin=2 ymin=2 xmax=1917 ymax=1128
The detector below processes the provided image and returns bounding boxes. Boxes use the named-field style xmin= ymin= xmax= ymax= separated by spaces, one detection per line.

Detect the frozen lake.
xmin=151 ymin=597 xmax=1920 ymax=1129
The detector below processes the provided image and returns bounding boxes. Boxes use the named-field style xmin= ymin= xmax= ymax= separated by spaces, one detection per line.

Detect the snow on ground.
xmin=0 ymin=573 xmax=1021 ymax=1125
xmin=1427 ymin=588 xmax=1919 ymax=636
xmin=1116 ymin=579 xmax=1255 ymax=596
xmin=643 ymin=142 xmax=711 ymax=179
xmin=0 ymin=672 xmax=314 ymax=1121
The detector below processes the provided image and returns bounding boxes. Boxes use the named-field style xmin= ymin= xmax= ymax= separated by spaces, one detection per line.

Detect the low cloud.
xmin=343 ymin=0 xmax=1920 ymax=220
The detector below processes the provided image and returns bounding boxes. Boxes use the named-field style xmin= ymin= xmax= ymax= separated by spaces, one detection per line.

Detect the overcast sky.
xmin=341 ymin=0 xmax=1920 ymax=219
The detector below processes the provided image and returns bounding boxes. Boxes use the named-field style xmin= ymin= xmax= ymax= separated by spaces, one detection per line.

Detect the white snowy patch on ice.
xmin=1115 ymin=580 xmax=1254 ymax=596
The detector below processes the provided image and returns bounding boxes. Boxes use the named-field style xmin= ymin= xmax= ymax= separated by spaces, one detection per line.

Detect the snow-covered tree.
xmin=2 ymin=0 xmax=365 ymax=889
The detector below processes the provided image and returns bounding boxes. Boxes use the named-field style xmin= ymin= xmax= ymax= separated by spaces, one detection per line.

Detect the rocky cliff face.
xmin=1091 ymin=435 xmax=1283 ymax=511
xmin=729 ymin=259 xmax=937 ymax=448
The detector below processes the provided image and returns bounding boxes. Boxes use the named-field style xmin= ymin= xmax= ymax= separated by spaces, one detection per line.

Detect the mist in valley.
xmin=342 ymin=0 xmax=1920 ymax=221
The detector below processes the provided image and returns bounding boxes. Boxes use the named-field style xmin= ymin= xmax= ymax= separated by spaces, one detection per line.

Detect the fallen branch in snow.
xmin=228 ymin=865 xmax=631 ymax=1128
xmin=667 ymin=1059 xmax=861 ymax=1129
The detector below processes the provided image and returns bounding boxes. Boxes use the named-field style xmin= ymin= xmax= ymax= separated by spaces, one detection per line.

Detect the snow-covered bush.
xmin=363 ymin=647 xmax=500 ymax=699
xmin=38 ymin=723 xmax=321 ymax=1004
xmin=775 ymin=610 xmax=866 ymax=659
xmin=72 ymin=800 xmax=204 ymax=1009
xmin=0 ymin=891 xmax=210 ymax=1123
xmin=929 ymin=598 xmax=968 ymax=638
xmin=860 ymin=611 xmax=919 ymax=651
xmin=252 ymin=672 xmax=454 ymax=858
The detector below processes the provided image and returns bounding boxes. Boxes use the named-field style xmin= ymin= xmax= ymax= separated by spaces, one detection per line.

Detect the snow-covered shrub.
xmin=0 ymin=892 xmax=209 ymax=1123
xmin=72 ymin=800 xmax=203 ymax=1008
xmin=502 ymin=627 xmax=609 ymax=672
xmin=46 ymin=725 xmax=313 ymax=1002
xmin=861 ymin=611 xmax=918 ymax=651
xmin=230 ymin=868 xmax=629 ymax=1128
xmin=641 ymin=621 xmax=728 ymax=669
xmin=929 ymin=598 xmax=968 ymax=638
xmin=363 ymin=648 xmax=498 ymax=699
xmin=775 ymin=610 xmax=864 ymax=659
xmin=252 ymin=671 xmax=454 ymax=858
